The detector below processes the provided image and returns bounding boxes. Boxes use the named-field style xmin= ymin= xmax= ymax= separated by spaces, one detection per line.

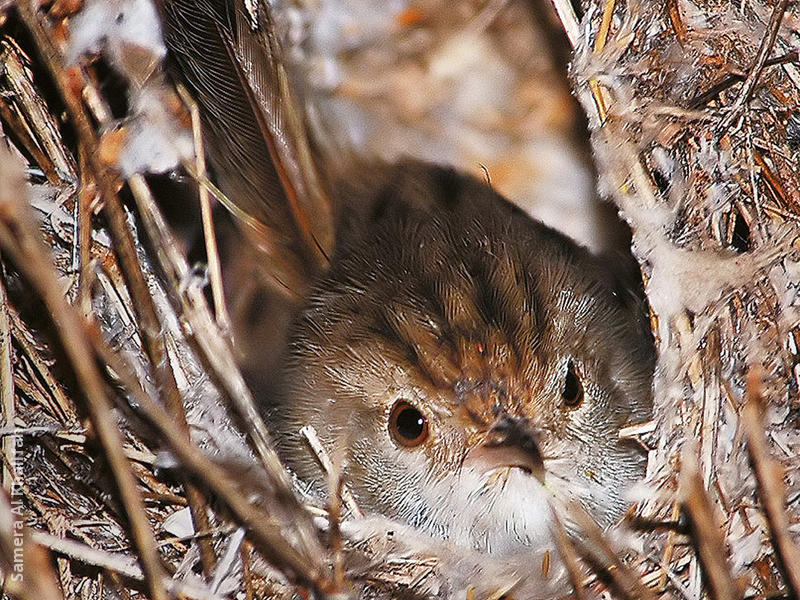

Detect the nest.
xmin=0 ymin=0 xmax=799 ymax=599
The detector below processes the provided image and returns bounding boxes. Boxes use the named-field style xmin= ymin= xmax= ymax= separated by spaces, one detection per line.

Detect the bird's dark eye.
xmin=562 ymin=360 xmax=584 ymax=408
xmin=389 ymin=400 xmax=429 ymax=447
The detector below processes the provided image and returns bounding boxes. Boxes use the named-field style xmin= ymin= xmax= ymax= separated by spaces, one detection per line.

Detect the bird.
xmin=160 ymin=0 xmax=655 ymax=594
xmin=271 ymin=160 xmax=654 ymax=556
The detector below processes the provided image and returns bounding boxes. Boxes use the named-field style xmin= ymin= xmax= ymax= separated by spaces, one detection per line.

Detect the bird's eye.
xmin=561 ymin=360 xmax=584 ymax=408
xmin=389 ymin=400 xmax=429 ymax=447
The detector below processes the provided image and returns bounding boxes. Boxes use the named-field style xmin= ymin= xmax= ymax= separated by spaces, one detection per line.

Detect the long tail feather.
xmin=161 ymin=0 xmax=334 ymax=294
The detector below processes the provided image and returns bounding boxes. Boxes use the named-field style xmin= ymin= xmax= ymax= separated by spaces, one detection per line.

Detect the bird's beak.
xmin=464 ymin=414 xmax=545 ymax=482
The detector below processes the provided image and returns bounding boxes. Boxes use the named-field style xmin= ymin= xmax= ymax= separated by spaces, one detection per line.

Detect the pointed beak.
xmin=465 ymin=414 xmax=545 ymax=481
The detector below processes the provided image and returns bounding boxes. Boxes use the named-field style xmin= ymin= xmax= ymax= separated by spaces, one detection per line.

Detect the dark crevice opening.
xmin=730 ymin=210 xmax=751 ymax=253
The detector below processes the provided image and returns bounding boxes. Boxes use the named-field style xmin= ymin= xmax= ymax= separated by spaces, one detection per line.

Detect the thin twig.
xmin=0 ymin=148 xmax=167 ymax=600
xmin=7 ymin=305 xmax=78 ymax=424
xmin=31 ymin=530 xmax=225 ymax=600
xmin=76 ymin=148 xmax=95 ymax=320
xmin=0 ymin=94 xmax=61 ymax=185
xmin=182 ymin=473 xmax=218 ymax=574
xmin=658 ymin=503 xmax=682 ymax=591
xmin=584 ymin=0 xmax=615 ymax=123
xmin=688 ymin=51 xmax=798 ymax=109
xmin=300 ymin=425 xmax=363 ymax=518
xmin=125 ymin=174 xmax=324 ymax=560
xmin=0 ymin=39 xmax=76 ymax=183
xmin=743 ymin=117 xmax=764 ymax=242
xmin=17 ymin=3 xmax=219 ymax=577
xmin=86 ymin=325 xmax=333 ymax=593
xmin=548 ymin=0 xmax=581 ymax=48
xmin=719 ymin=0 xmax=791 ymax=129
xmin=618 ymin=419 xmax=656 ymax=439
xmin=666 ymin=0 xmax=687 ymax=44
xmin=102 ymin=133 xmax=220 ymax=579
xmin=741 ymin=370 xmax=800 ymax=598
xmin=645 ymin=555 xmax=699 ymax=600
xmin=570 ymin=500 xmax=655 ymax=600
xmin=179 ymin=85 xmax=232 ymax=335
xmin=549 ymin=508 xmax=587 ymax=600
xmin=753 ymin=149 xmax=790 ymax=210
xmin=0 ymin=264 xmax=15 ymax=494
xmin=594 ymin=0 xmax=615 ymax=53
xmin=679 ymin=447 xmax=740 ymax=600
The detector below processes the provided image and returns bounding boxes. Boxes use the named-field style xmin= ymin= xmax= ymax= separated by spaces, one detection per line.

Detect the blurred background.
xmin=271 ymin=0 xmax=621 ymax=255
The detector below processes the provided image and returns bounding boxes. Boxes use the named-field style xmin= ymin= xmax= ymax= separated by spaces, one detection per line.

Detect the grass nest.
xmin=0 ymin=0 xmax=799 ymax=599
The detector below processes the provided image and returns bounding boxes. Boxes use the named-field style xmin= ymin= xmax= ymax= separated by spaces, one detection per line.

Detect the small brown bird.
xmin=271 ymin=161 xmax=654 ymax=555
xmin=161 ymin=0 xmax=654 ymax=593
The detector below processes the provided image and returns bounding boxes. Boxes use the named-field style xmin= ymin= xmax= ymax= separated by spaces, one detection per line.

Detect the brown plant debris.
xmin=0 ymin=0 xmax=799 ymax=599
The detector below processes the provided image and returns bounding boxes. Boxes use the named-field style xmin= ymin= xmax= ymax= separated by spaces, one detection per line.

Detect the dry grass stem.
xmin=0 ymin=269 xmax=15 ymax=493
xmin=570 ymin=501 xmax=655 ymax=600
xmin=300 ymin=425 xmax=364 ymax=519
xmin=0 ymin=40 xmax=75 ymax=183
xmin=679 ymin=449 xmax=740 ymax=600
xmin=86 ymin=327 xmax=333 ymax=592
xmin=0 ymin=148 xmax=167 ymax=600
xmin=124 ymin=174 xmax=326 ymax=564
xmin=720 ymin=0 xmax=791 ymax=128
xmin=31 ymin=530 xmax=222 ymax=599
xmin=550 ymin=508 xmax=587 ymax=600
xmin=547 ymin=0 xmax=580 ymax=48
xmin=180 ymin=85 xmax=232 ymax=334
xmin=1 ymin=0 xmax=799 ymax=598
xmin=741 ymin=372 xmax=800 ymax=598
xmin=13 ymin=3 xmax=219 ymax=580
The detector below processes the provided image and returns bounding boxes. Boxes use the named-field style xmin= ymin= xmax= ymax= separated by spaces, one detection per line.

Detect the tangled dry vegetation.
xmin=0 ymin=0 xmax=798 ymax=599
xmin=572 ymin=0 xmax=800 ymax=597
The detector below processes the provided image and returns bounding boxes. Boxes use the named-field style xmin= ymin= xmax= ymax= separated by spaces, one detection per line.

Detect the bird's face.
xmin=271 ymin=163 xmax=654 ymax=558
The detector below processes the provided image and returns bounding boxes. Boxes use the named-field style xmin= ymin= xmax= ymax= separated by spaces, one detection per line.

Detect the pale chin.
xmin=412 ymin=465 xmax=572 ymax=596
xmin=418 ymin=465 xmax=558 ymax=555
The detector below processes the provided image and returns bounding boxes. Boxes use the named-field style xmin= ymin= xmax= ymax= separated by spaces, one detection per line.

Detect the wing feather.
xmin=161 ymin=0 xmax=334 ymax=293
